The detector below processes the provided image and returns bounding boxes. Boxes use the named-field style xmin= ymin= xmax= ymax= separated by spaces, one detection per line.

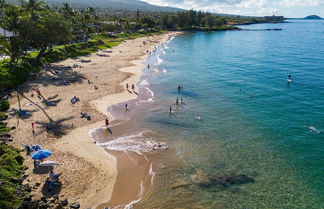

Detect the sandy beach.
xmin=7 ymin=32 xmax=177 ymax=208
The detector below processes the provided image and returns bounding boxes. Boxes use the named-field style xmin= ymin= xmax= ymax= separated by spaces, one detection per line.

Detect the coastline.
xmin=7 ymin=32 xmax=178 ymax=208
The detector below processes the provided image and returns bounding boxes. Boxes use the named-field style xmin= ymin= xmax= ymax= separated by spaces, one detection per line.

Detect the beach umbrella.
xmin=32 ymin=149 xmax=52 ymax=160
xmin=39 ymin=161 xmax=59 ymax=167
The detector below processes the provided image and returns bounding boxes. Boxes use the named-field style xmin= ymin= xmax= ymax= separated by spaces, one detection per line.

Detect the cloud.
xmin=141 ymin=0 xmax=322 ymax=16
xmin=274 ymin=0 xmax=321 ymax=7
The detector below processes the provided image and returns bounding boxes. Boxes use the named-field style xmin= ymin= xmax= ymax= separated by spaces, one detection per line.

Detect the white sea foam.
xmin=97 ymin=132 xmax=167 ymax=155
xmin=307 ymin=126 xmax=322 ymax=134
xmin=124 ymin=180 xmax=145 ymax=209
xmin=149 ymin=163 xmax=155 ymax=185
xmin=157 ymin=56 xmax=164 ymax=65
xmin=139 ymin=79 xmax=149 ymax=86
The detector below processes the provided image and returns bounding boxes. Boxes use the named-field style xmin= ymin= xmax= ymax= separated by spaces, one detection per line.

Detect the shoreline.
xmin=91 ymin=32 xmax=179 ymax=208
xmin=7 ymin=32 xmax=179 ymax=208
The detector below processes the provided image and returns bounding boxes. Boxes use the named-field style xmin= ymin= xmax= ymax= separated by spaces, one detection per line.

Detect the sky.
xmin=141 ymin=0 xmax=324 ymax=18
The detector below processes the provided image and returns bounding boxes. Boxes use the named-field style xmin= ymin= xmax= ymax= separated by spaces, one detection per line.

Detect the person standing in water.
xmin=177 ymin=85 xmax=181 ymax=93
xmin=169 ymin=106 xmax=172 ymax=115
xmin=176 ymin=97 xmax=179 ymax=105
xmin=288 ymin=74 xmax=292 ymax=79
xmin=180 ymin=98 xmax=185 ymax=104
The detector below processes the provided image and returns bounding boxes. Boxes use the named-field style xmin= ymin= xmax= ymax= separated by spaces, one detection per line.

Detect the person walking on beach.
xmin=131 ymin=84 xmax=135 ymax=92
xmin=31 ymin=123 xmax=35 ymax=134
xmin=105 ymin=118 xmax=109 ymax=127
xmin=125 ymin=103 xmax=129 ymax=112
xmin=126 ymin=83 xmax=129 ymax=89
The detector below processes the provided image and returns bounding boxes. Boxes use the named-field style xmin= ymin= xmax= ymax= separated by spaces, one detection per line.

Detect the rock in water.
xmin=170 ymin=181 xmax=190 ymax=189
xmin=192 ymin=170 xmax=211 ymax=186
xmin=215 ymin=174 xmax=255 ymax=187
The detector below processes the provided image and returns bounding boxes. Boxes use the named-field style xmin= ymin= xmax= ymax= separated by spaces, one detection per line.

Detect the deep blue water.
xmin=136 ymin=19 xmax=324 ymax=208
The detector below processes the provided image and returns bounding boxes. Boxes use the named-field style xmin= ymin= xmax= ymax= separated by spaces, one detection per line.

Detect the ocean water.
xmin=103 ymin=19 xmax=324 ymax=208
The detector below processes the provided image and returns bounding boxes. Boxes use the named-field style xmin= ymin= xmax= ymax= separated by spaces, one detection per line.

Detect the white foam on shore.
xmin=124 ymin=180 xmax=145 ymax=209
xmin=157 ymin=56 xmax=164 ymax=65
xmin=149 ymin=163 xmax=155 ymax=185
xmin=97 ymin=132 xmax=167 ymax=155
xmin=139 ymin=79 xmax=149 ymax=86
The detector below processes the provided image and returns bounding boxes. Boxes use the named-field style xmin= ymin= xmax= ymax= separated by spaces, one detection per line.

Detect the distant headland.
xmin=304 ymin=15 xmax=322 ymax=19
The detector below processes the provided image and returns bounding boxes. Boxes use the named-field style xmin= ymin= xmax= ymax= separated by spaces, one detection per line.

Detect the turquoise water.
xmin=132 ymin=20 xmax=324 ymax=208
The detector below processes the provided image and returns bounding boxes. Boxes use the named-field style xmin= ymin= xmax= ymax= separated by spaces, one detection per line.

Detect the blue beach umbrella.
xmin=32 ymin=149 xmax=52 ymax=160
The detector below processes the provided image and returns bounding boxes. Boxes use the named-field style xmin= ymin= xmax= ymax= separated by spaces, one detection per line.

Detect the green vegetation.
xmin=0 ymin=100 xmax=9 ymax=112
xmin=0 ymin=144 xmax=26 ymax=209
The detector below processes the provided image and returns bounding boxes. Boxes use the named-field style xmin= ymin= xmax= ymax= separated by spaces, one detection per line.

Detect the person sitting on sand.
xmin=70 ymin=96 xmax=79 ymax=104
xmin=50 ymin=170 xmax=62 ymax=181
xmin=94 ymin=85 xmax=98 ymax=90
xmin=80 ymin=112 xmax=91 ymax=120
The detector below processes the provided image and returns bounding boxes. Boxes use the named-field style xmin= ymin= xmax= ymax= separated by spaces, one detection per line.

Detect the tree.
xmin=32 ymin=12 xmax=72 ymax=61
xmin=0 ymin=4 xmax=25 ymax=66
xmin=141 ymin=16 xmax=155 ymax=29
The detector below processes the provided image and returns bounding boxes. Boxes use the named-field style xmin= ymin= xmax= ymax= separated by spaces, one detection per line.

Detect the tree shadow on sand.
xmin=35 ymin=116 xmax=75 ymax=137
xmin=41 ymin=182 xmax=62 ymax=198
xmin=17 ymin=64 xmax=87 ymax=95
xmin=8 ymin=108 xmax=37 ymax=119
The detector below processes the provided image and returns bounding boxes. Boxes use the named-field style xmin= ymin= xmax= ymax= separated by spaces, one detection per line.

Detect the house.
xmin=0 ymin=27 xmax=13 ymax=38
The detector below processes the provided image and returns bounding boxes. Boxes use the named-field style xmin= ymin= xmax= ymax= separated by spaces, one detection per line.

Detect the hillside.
xmin=305 ymin=15 xmax=322 ymax=19
xmin=43 ymin=0 xmax=181 ymax=12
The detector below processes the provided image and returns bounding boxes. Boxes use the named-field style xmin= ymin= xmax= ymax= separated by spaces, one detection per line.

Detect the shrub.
xmin=0 ymin=100 xmax=9 ymax=112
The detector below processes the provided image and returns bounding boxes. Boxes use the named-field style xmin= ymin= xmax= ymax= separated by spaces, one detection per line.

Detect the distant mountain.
xmin=43 ymin=0 xmax=182 ymax=12
xmin=304 ymin=15 xmax=322 ymax=19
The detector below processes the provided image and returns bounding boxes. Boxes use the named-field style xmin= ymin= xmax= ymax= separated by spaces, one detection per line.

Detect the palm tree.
xmin=1 ymin=5 xmax=24 ymax=66
xmin=19 ymin=0 xmax=46 ymax=62
xmin=21 ymin=0 xmax=45 ymax=22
